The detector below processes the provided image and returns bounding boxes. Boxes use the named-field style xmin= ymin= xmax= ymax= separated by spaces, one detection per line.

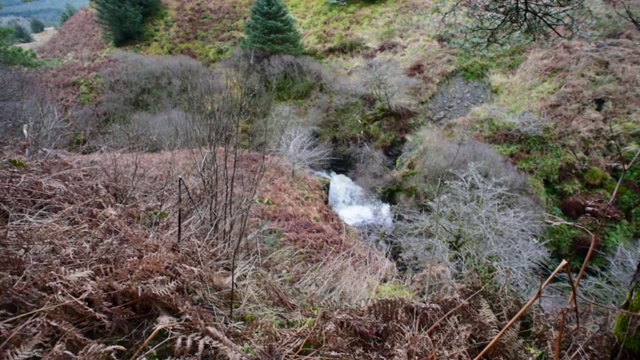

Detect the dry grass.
xmin=484 ymin=34 xmax=640 ymax=158
xmin=35 ymin=8 xmax=114 ymax=117
xmin=38 ymin=8 xmax=109 ymax=62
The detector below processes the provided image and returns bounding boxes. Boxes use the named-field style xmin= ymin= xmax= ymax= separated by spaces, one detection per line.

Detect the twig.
xmin=565 ymin=268 xmax=580 ymax=330
xmin=0 ymin=297 xmax=85 ymax=325
xmin=474 ymin=260 xmax=568 ymax=360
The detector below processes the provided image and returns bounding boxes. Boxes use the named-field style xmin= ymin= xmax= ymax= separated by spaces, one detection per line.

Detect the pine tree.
xmin=94 ymin=0 xmax=161 ymax=47
xmin=242 ymin=0 xmax=304 ymax=56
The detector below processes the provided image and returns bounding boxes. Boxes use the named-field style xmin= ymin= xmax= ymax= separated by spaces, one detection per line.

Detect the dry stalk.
xmin=474 ymin=259 xmax=568 ymax=360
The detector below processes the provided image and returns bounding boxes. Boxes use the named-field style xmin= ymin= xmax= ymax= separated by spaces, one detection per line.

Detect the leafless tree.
xmin=439 ymin=0 xmax=592 ymax=46
xmin=277 ymin=126 xmax=332 ymax=177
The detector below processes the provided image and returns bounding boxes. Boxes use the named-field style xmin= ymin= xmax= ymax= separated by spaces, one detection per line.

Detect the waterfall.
xmin=328 ymin=174 xmax=393 ymax=229
xmin=312 ymin=171 xmax=393 ymax=232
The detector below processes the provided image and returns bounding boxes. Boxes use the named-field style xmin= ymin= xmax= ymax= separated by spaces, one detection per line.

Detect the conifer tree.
xmin=58 ymin=3 xmax=77 ymax=27
xmin=94 ymin=0 xmax=161 ymax=47
xmin=242 ymin=0 xmax=304 ymax=56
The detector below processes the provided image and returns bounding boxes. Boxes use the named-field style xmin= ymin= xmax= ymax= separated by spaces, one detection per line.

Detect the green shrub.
xmin=30 ymin=18 xmax=45 ymax=34
xmin=0 ymin=28 xmax=39 ymax=67
xmin=583 ymin=167 xmax=609 ymax=187
xmin=11 ymin=25 xmax=32 ymax=44
xmin=614 ymin=293 xmax=640 ymax=356
xmin=327 ymin=36 xmax=365 ymax=55
xmin=544 ymin=224 xmax=581 ymax=263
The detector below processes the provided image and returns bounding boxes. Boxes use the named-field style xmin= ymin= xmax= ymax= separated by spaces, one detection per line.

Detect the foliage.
xmin=29 ymin=17 xmax=44 ymax=33
xmin=11 ymin=23 xmax=32 ymax=43
xmin=58 ymin=2 xmax=77 ymax=27
xmin=94 ymin=0 xmax=162 ymax=46
xmin=0 ymin=28 xmax=39 ymax=67
xmin=242 ymin=0 xmax=304 ymax=56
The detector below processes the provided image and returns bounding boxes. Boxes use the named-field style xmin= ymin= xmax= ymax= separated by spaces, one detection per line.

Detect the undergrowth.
xmin=2 ymin=150 xmax=607 ymax=359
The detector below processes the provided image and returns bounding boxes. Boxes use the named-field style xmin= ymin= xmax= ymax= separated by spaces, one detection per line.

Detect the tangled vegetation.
xmin=1 ymin=0 xmax=640 ymax=358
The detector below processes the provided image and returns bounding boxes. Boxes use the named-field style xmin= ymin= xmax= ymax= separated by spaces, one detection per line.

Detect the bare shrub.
xmin=397 ymin=163 xmax=548 ymax=297
xmin=98 ymin=52 xmax=211 ymax=123
xmin=251 ymin=53 xmax=332 ymax=101
xmin=0 ymin=66 xmax=27 ymax=139
xmin=277 ymin=126 xmax=332 ymax=177
xmin=568 ymin=240 xmax=640 ymax=306
xmin=0 ymin=66 xmax=66 ymax=155
xmin=349 ymin=144 xmax=395 ymax=192
xmin=21 ymin=90 xmax=66 ymax=155
xmin=356 ymin=57 xmax=420 ymax=111
xmin=404 ymin=128 xmax=528 ymax=195
xmin=108 ymin=109 xmax=191 ymax=151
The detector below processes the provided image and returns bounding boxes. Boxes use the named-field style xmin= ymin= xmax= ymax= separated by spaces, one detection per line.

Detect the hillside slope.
xmin=6 ymin=0 xmax=640 ymax=357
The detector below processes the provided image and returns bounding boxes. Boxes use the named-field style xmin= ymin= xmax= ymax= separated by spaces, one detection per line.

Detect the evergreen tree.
xmin=94 ymin=0 xmax=161 ymax=47
xmin=59 ymin=3 xmax=77 ymax=27
xmin=30 ymin=18 xmax=45 ymax=34
xmin=242 ymin=0 xmax=304 ymax=56
xmin=12 ymin=25 xmax=33 ymax=43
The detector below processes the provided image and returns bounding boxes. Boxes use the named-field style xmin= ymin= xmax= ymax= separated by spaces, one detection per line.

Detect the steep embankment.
xmin=36 ymin=8 xmax=113 ymax=114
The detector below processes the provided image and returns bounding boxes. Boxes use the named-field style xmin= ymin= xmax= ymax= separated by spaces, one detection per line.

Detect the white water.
xmin=317 ymin=172 xmax=393 ymax=230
